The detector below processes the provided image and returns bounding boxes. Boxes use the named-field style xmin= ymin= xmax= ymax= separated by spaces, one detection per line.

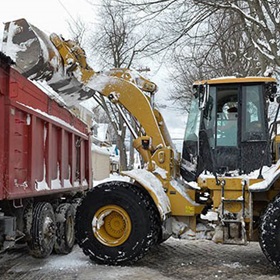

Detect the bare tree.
xmin=168 ymin=8 xmax=261 ymax=110
xmin=89 ymin=0 xmax=157 ymax=69
xmin=195 ymin=0 xmax=280 ymax=74
xmin=67 ymin=17 xmax=88 ymax=46
xmin=83 ymin=0 xmax=160 ymax=171
xmin=116 ymin=0 xmax=280 ymax=110
xmin=117 ymin=0 xmax=280 ymax=72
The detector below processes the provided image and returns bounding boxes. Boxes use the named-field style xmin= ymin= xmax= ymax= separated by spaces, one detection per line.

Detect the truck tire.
xmin=54 ymin=203 xmax=75 ymax=254
xmin=259 ymin=195 xmax=280 ymax=269
xmin=72 ymin=198 xmax=82 ymax=216
xmin=28 ymin=202 xmax=56 ymax=258
xmin=75 ymin=181 xmax=161 ymax=265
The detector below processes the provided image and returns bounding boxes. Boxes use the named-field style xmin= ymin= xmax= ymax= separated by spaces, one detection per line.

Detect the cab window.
xmin=241 ymin=85 xmax=266 ymax=141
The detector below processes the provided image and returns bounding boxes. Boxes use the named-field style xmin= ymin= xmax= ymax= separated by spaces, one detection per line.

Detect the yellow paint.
xmin=273 ymin=135 xmax=280 ymax=161
xmin=100 ymin=77 xmax=167 ymax=150
xmin=93 ymin=205 xmax=132 ymax=247
xmin=185 ymin=206 xmax=195 ymax=215
xmin=193 ymin=76 xmax=276 ymax=85
xmin=167 ymin=183 xmax=204 ymax=216
xmin=50 ymin=33 xmax=95 ymax=84
xmin=108 ymin=68 xmax=157 ymax=93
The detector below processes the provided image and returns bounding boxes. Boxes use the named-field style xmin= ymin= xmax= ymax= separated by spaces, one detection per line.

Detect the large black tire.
xmin=28 ymin=202 xmax=56 ymax=258
xmin=54 ymin=203 xmax=75 ymax=254
xmin=259 ymin=195 xmax=280 ymax=269
xmin=75 ymin=181 xmax=161 ymax=265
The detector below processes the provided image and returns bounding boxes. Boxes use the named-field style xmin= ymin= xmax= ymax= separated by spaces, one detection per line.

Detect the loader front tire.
xmin=75 ymin=181 xmax=161 ymax=265
xmin=259 ymin=195 xmax=280 ymax=270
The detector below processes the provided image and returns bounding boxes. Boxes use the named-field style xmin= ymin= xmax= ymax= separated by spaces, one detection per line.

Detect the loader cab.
xmin=181 ymin=77 xmax=277 ymax=181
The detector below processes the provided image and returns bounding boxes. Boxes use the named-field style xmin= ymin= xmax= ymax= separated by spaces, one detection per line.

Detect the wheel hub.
xmin=43 ymin=216 xmax=55 ymax=238
xmin=92 ymin=205 xmax=131 ymax=247
xmin=105 ymin=212 xmax=126 ymax=238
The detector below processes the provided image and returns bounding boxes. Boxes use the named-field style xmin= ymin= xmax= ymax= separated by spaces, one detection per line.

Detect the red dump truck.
xmin=0 ymin=52 xmax=92 ymax=257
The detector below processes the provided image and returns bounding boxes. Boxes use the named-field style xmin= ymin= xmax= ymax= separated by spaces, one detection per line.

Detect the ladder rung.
xmin=221 ymin=219 xmax=242 ymax=223
xmin=222 ymin=199 xmax=244 ymax=203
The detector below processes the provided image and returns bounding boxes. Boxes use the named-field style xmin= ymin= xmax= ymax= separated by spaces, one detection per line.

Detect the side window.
xmin=242 ymin=85 xmax=266 ymax=141
xmin=216 ymin=88 xmax=238 ymax=147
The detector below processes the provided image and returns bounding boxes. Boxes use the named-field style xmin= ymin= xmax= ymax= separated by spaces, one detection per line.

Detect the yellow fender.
xmin=122 ymin=169 xmax=171 ymax=221
xmin=249 ymin=160 xmax=280 ymax=192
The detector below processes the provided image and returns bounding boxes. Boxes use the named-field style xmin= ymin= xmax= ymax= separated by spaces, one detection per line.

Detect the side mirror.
xmin=266 ymin=83 xmax=278 ymax=102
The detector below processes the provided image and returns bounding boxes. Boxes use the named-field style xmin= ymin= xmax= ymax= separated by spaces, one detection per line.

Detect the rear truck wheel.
xmin=75 ymin=181 xmax=161 ymax=265
xmin=72 ymin=198 xmax=82 ymax=216
xmin=54 ymin=203 xmax=75 ymax=254
xmin=259 ymin=195 xmax=280 ymax=269
xmin=28 ymin=202 xmax=56 ymax=258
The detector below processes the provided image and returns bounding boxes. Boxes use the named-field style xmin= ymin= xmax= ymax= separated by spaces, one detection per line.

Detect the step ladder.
xmin=220 ymin=180 xmax=247 ymax=245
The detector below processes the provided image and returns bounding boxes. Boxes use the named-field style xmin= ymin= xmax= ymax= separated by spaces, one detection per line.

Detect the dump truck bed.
xmin=0 ymin=52 xmax=92 ymax=200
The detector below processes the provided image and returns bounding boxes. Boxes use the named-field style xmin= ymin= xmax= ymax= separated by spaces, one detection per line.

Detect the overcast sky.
xmin=0 ymin=0 xmax=186 ymax=142
xmin=0 ymin=0 xmax=97 ymax=36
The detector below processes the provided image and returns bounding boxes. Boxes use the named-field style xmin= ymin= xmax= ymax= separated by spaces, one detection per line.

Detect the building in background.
xmin=76 ymin=102 xmax=120 ymax=179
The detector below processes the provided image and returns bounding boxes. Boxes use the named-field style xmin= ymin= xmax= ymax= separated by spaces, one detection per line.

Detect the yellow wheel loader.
xmin=3 ymin=18 xmax=280 ymax=269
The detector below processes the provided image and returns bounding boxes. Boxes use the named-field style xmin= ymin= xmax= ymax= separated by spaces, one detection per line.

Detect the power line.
xmin=57 ymin=0 xmax=104 ymax=22
xmin=56 ymin=0 xmax=78 ymax=26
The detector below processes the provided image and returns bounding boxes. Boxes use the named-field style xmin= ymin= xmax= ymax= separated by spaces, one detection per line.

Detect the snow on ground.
xmin=3 ymin=245 xmax=173 ymax=280
xmin=223 ymin=262 xmax=243 ymax=269
xmin=2 ymin=238 xmax=278 ymax=280
xmin=43 ymin=249 xmax=91 ymax=271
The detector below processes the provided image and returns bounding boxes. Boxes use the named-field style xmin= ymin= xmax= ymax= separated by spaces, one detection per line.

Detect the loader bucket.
xmin=2 ymin=18 xmax=63 ymax=81
xmin=2 ymin=18 xmax=94 ymax=106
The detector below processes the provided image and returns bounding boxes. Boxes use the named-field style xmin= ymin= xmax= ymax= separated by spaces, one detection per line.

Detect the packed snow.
xmin=248 ymin=160 xmax=280 ymax=191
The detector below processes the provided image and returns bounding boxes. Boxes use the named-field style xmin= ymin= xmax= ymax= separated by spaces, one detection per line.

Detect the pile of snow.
xmin=171 ymin=217 xmax=215 ymax=240
xmin=44 ymin=249 xmax=92 ymax=271
xmin=179 ymin=223 xmax=215 ymax=240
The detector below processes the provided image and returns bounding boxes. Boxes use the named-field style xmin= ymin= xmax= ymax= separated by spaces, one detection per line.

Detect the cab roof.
xmin=193 ymin=76 xmax=277 ymax=85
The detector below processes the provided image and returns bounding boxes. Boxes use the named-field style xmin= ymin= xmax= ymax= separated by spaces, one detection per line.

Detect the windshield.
xmin=181 ymin=96 xmax=201 ymax=181
xmin=184 ymin=97 xmax=201 ymax=142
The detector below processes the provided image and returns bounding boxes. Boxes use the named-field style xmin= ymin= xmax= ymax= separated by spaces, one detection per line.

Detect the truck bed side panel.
xmin=0 ymin=55 xmax=92 ymax=200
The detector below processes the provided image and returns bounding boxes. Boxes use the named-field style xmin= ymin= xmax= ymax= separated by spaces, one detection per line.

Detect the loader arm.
xmin=51 ymin=34 xmax=178 ymax=174
xmin=86 ymin=73 xmax=166 ymax=150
